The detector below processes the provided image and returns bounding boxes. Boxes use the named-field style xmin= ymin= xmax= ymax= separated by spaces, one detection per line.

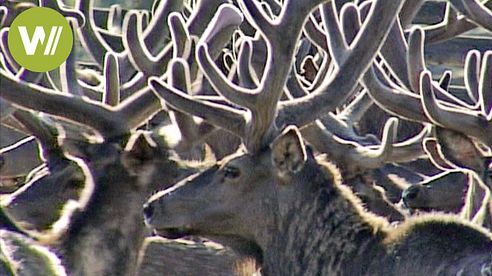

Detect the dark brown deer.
xmin=143 ymin=0 xmax=492 ymax=274
xmin=1 ymin=65 xmax=196 ymax=276
xmin=1 ymin=110 xmax=87 ymax=231
xmin=402 ymin=170 xmax=472 ymax=213
xmin=0 ymin=0 xmax=256 ymax=274
xmin=145 ymin=124 xmax=492 ymax=275
xmin=1 ymin=0 xmax=266 ymax=274
xmin=322 ymin=0 xmax=492 ymax=225
xmin=402 ymin=129 xmax=492 ymax=229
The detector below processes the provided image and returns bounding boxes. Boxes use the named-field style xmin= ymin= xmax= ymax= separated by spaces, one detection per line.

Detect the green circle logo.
xmin=8 ymin=7 xmax=73 ymax=72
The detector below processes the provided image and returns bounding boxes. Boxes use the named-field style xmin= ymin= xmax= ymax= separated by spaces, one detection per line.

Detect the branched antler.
xmin=151 ymin=0 xmax=404 ymax=153
xmin=277 ymin=0 xmax=404 ymax=128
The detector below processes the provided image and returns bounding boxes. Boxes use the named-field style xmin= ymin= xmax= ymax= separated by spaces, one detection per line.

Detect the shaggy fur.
xmin=146 ymin=144 xmax=492 ymax=275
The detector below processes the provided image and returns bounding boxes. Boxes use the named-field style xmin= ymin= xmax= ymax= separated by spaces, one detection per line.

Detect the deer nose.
xmin=402 ymin=185 xmax=420 ymax=201
xmin=143 ymin=202 xmax=154 ymax=220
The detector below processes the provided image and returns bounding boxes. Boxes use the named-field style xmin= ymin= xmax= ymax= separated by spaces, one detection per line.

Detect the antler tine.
xmin=123 ymin=10 xmax=168 ymax=77
xmin=196 ymin=44 xmax=257 ymax=110
xmin=405 ymin=26 xmax=474 ymax=108
xmin=315 ymin=2 xmax=426 ymax=123
xmin=186 ymin=0 xmax=230 ymax=36
xmin=0 ymin=6 xmax=7 ymax=27
xmin=407 ymin=27 xmax=426 ymax=93
xmin=388 ymin=124 xmax=431 ymax=163
xmin=318 ymin=2 xmax=346 ymax=61
xmin=465 ymin=50 xmax=481 ymax=103
xmin=107 ymin=4 xmax=123 ymax=34
xmin=277 ymin=0 xmax=404 ymax=128
xmin=302 ymin=117 xmax=399 ymax=172
xmin=479 ymin=51 xmax=492 ymax=117
xmin=338 ymin=90 xmax=373 ymax=125
xmin=60 ymin=19 xmax=83 ymax=96
xmin=303 ymin=15 xmax=329 ymax=52
xmin=122 ymin=10 xmax=193 ymax=78
xmin=170 ymin=13 xmax=191 ymax=59
xmin=167 ymin=55 xmax=202 ymax=149
xmin=420 ymin=71 xmax=492 ymax=147
xmin=237 ymin=38 xmax=259 ymax=89
xmin=237 ymin=0 xmax=275 ymax=39
xmin=0 ymin=71 xmax=129 ymax=140
xmin=361 ymin=47 xmax=492 ymax=147
xmin=298 ymin=11 xmax=427 ymax=166
xmin=365 ymin=117 xmax=398 ymax=166
xmin=379 ymin=14 xmax=411 ymax=90
xmin=470 ymin=175 xmax=491 ymax=226
xmin=340 ymin=3 xmax=360 ymax=47
xmin=113 ymin=3 xmax=246 ymax=132
xmin=150 ymin=77 xmax=246 ymax=137
xmin=11 ymin=110 xmax=60 ymax=159
xmin=120 ymin=2 xmax=240 ymax=96
xmin=103 ymin=52 xmax=120 ymax=106
xmin=195 ymin=4 xmax=255 ymax=108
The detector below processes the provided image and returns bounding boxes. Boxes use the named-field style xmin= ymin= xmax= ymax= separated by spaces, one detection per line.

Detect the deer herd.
xmin=0 ymin=0 xmax=492 ymax=275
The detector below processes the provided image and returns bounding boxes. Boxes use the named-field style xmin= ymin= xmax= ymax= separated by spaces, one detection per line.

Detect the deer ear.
xmin=434 ymin=127 xmax=484 ymax=172
xmin=122 ymin=132 xmax=157 ymax=175
xmin=271 ymin=126 xmax=307 ymax=175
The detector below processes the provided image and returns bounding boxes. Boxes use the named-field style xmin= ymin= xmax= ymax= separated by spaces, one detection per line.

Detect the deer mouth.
xmin=154 ymin=227 xmax=193 ymax=239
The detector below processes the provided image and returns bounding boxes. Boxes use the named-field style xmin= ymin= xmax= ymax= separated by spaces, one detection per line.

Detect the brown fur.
xmin=145 ymin=131 xmax=492 ymax=275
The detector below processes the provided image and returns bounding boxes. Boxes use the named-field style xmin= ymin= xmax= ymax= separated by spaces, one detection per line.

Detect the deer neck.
xmin=262 ymin=164 xmax=387 ymax=275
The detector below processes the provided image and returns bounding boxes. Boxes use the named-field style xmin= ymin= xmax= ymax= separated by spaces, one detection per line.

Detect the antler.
xmin=318 ymin=0 xmax=492 ymax=148
xmin=363 ymin=47 xmax=492 ymax=147
xmin=152 ymin=0 xmax=329 ymax=152
xmin=296 ymin=2 xmax=427 ymax=170
xmin=276 ymin=0 xmax=404 ymax=128
xmin=151 ymin=0 xmax=404 ymax=153
xmin=0 ymin=40 xmax=160 ymax=141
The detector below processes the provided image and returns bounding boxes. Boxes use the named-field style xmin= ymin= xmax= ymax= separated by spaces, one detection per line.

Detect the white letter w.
xmin=17 ymin=26 xmax=63 ymax=56
xmin=18 ymin=26 xmax=46 ymax=55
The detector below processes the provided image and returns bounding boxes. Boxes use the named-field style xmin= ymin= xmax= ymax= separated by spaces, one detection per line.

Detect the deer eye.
xmin=223 ymin=166 xmax=241 ymax=180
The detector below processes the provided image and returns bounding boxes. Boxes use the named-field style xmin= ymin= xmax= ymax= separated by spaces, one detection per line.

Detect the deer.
xmin=319 ymin=0 xmax=492 ymax=225
xmin=401 ymin=127 xmax=492 ymax=225
xmin=0 ymin=0 xmax=264 ymax=274
xmin=402 ymin=170 xmax=472 ymax=213
xmin=348 ymin=0 xmax=492 ymax=228
xmin=1 ymin=110 xmax=87 ymax=231
xmin=139 ymin=1 xmax=492 ymax=275
xmin=143 ymin=0 xmax=492 ymax=274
